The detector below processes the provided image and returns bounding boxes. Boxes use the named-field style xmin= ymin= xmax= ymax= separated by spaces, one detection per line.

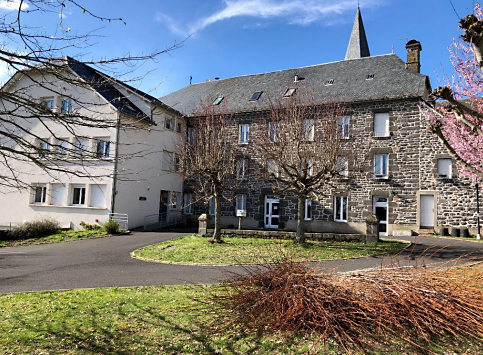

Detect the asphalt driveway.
xmin=0 ymin=231 xmax=482 ymax=294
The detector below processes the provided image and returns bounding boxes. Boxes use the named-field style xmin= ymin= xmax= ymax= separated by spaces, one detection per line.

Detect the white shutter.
xmin=90 ymin=184 xmax=107 ymax=207
xmin=374 ymin=113 xmax=389 ymax=137
xmin=50 ymin=184 xmax=66 ymax=205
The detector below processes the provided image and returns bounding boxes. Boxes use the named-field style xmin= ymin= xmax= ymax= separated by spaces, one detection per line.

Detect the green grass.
xmin=132 ymin=234 xmax=407 ymax=264
xmin=0 ymin=285 xmax=480 ymax=355
xmin=0 ymin=229 xmax=128 ymax=247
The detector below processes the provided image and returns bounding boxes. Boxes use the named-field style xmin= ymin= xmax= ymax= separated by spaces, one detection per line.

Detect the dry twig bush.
xmin=213 ymin=259 xmax=483 ymax=353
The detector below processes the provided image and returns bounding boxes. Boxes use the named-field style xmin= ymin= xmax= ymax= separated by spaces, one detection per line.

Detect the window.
xmin=373 ymin=112 xmax=390 ymax=137
xmin=325 ymin=79 xmax=335 ymax=85
xmin=249 ymin=91 xmax=262 ymax=101
xmin=336 ymin=156 xmax=349 ymax=178
xmin=165 ymin=116 xmax=173 ymax=130
xmin=33 ymin=185 xmax=47 ymax=204
xmin=187 ymin=128 xmax=196 ymax=146
xmin=176 ymin=122 xmax=182 ymax=133
xmin=237 ymin=159 xmax=248 ymax=180
xmin=334 ymin=196 xmax=348 ymax=222
xmin=302 ymin=119 xmax=314 ymax=141
xmin=268 ymin=122 xmax=280 ymax=142
xmin=184 ymin=193 xmax=193 ymax=214
xmin=174 ymin=155 xmax=180 ymax=172
xmin=42 ymin=97 xmax=54 ymax=111
xmin=437 ymin=158 xmax=452 ymax=179
xmin=301 ymin=158 xmax=313 ymax=177
xmin=60 ymin=97 xmax=72 ymax=114
xmin=239 ymin=124 xmax=249 ymax=144
xmin=305 ymin=199 xmax=312 ymax=220
xmin=171 ymin=192 xmax=180 ymax=209
xmin=366 ymin=74 xmax=375 ymax=80
xmin=95 ymin=139 xmax=110 ymax=158
xmin=339 ymin=116 xmax=350 ymax=139
xmin=283 ymin=88 xmax=296 ymax=97
xmin=162 ymin=151 xmax=173 ymax=171
xmin=38 ymin=139 xmax=51 ymax=158
xmin=267 ymin=159 xmax=279 ymax=178
xmin=90 ymin=184 xmax=107 ymax=208
xmin=212 ymin=96 xmax=224 ymax=105
xmin=71 ymin=185 xmax=86 ymax=206
xmin=374 ymin=154 xmax=388 ymax=178
xmin=56 ymin=138 xmax=70 ymax=158
xmin=236 ymin=194 xmax=247 ymax=211
xmin=74 ymin=138 xmax=89 ymax=159
xmin=209 ymin=197 xmax=216 ymax=216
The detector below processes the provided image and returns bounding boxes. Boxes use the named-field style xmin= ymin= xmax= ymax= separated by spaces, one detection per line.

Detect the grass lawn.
xmin=0 ymin=229 xmax=128 ymax=248
xmin=0 ymin=284 xmax=480 ymax=355
xmin=132 ymin=234 xmax=407 ymax=264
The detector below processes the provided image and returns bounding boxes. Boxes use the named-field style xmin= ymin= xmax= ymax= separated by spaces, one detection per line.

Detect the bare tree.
xmin=0 ymin=0 xmax=182 ymax=190
xmin=178 ymin=104 xmax=238 ymax=243
xmin=251 ymin=95 xmax=361 ymax=244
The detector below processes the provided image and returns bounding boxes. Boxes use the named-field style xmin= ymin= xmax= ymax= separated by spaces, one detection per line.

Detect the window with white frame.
xmin=339 ymin=116 xmax=350 ymax=139
xmin=209 ymin=197 xmax=216 ymax=215
xmin=174 ymin=154 xmax=180 ymax=172
xmin=184 ymin=193 xmax=193 ymax=214
xmin=302 ymin=119 xmax=314 ymax=141
xmin=187 ymin=128 xmax=196 ymax=146
xmin=56 ymin=138 xmax=70 ymax=158
xmin=74 ymin=138 xmax=89 ymax=159
xmin=374 ymin=154 xmax=388 ymax=178
xmin=236 ymin=194 xmax=247 ymax=211
xmin=237 ymin=159 xmax=248 ymax=180
xmin=336 ymin=156 xmax=349 ymax=178
xmin=305 ymin=198 xmax=312 ymax=220
xmin=171 ymin=191 xmax=180 ymax=209
xmin=162 ymin=151 xmax=173 ymax=171
xmin=239 ymin=124 xmax=249 ymax=144
xmin=165 ymin=116 xmax=173 ymax=130
xmin=71 ymin=185 xmax=86 ymax=206
xmin=437 ymin=158 xmax=452 ymax=178
xmin=267 ymin=159 xmax=279 ymax=178
xmin=95 ymin=138 xmax=110 ymax=159
xmin=176 ymin=122 xmax=182 ymax=133
xmin=41 ymin=97 xmax=54 ymax=111
xmin=60 ymin=97 xmax=72 ymax=114
xmin=373 ymin=112 xmax=390 ymax=137
xmin=268 ymin=122 xmax=280 ymax=142
xmin=32 ymin=185 xmax=47 ymax=204
xmin=334 ymin=196 xmax=348 ymax=222
xmin=38 ymin=138 xmax=51 ymax=158
xmin=89 ymin=184 xmax=107 ymax=208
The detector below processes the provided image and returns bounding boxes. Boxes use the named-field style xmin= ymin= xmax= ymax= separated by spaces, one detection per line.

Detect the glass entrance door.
xmin=373 ymin=197 xmax=388 ymax=237
xmin=264 ymin=197 xmax=280 ymax=229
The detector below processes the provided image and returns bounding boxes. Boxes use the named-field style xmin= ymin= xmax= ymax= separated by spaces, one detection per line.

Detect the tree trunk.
xmin=295 ymin=195 xmax=306 ymax=244
xmin=212 ymin=192 xmax=222 ymax=243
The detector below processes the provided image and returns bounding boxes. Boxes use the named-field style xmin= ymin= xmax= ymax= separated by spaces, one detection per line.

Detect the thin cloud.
xmin=157 ymin=0 xmax=383 ymax=36
xmin=0 ymin=0 xmax=28 ymax=11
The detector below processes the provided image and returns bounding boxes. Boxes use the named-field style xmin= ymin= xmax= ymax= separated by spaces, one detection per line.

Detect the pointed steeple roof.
xmin=345 ymin=7 xmax=370 ymax=60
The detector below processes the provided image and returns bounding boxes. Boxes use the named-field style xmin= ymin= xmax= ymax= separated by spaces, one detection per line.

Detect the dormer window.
xmin=366 ymin=74 xmax=375 ymax=80
xmin=212 ymin=96 xmax=224 ymax=105
xmin=249 ymin=91 xmax=262 ymax=101
xmin=326 ymin=79 xmax=335 ymax=85
xmin=283 ymin=88 xmax=296 ymax=97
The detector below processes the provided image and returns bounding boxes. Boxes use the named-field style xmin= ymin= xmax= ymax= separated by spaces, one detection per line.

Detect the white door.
xmin=264 ymin=197 xmax=280 ymax=229
xmin=373 ymin=197 xmax=389 ymax=237
xmin=420 ymin=195 xmax=435 ymax=228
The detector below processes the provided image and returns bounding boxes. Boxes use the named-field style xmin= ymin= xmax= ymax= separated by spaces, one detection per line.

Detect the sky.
xmin=0 ymin=0 xmax=480 ymax=98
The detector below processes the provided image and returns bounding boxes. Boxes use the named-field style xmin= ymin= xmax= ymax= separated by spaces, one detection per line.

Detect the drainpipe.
xmin=110 ymin=112 xmax=121 ymax=215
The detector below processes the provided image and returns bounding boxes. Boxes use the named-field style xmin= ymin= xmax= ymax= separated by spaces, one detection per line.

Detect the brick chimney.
xmin=405 ymin=40 xmax=422 ymax=73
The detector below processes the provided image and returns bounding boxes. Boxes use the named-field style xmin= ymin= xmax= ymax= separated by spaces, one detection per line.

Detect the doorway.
xmin=159 ymin=190 xmax=169 ymax=222
xmin=264 ymin=197 xmax=280 ymax=229
xmin=373 ymin=196 xmax=388 ymax=237
xmin=420 ymin=194 xmax=435 ymax=228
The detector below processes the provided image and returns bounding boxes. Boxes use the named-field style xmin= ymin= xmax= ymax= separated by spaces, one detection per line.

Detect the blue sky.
xmin=0 ymin=0 xmax=479 ymax=98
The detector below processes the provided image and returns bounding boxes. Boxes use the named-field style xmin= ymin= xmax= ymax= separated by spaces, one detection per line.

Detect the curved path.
xmin=0 ymin=230 xmax=482 ymax=294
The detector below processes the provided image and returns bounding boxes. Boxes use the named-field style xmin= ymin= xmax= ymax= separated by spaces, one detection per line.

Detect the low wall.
xmin=206 ymin=229 xmax=374 ymax=243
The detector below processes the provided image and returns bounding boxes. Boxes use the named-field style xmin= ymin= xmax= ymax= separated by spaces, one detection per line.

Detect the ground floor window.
xmin=334 ymin=196 xmax=348 ymax=222
xmin=305 ymin=198 xmax=312 ymax=220
xmin=236 ymin=194 xmax=247 ymax=211
xmin=184 ymin=193 xmax=193 ymax=214
xmin=33 ymin=185 xmax=47 ymax=204
xmin=209 ymin=197 xmax=216 ymax=216
xmin=71 ymin=185 xmax=86 ymax=206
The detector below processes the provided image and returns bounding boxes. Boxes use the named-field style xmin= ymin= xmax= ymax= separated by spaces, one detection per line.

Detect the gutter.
xmin=110 ymin=112 xmax=122 ymax=214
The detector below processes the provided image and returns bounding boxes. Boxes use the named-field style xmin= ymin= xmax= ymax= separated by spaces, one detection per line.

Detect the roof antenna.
xmin=392 ymin=45 xmax=394 ymax=54
xmin=190 ymin=76 xmax=192 ymax=85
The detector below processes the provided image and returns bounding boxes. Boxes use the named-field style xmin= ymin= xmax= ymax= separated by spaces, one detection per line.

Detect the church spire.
xmin=344 ymin=7 xmax=371 ymax=60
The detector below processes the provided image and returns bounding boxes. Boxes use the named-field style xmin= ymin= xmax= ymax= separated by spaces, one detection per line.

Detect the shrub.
xmin=103 ymin=219 xmax=120 ymax=234
xmin=8 ymin=218 xmax=61 ymax=240
xmin=79 ymin=221 xmax=101 ymax=230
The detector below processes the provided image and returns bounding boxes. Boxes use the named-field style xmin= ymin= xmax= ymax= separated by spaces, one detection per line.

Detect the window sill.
xmin=238 ymin=142 xmax=249 ymax=145
xmin=29 ymin=204 xmax=107 ymax=210
xmin=334 ymin=219 xmax=348 ymax=223
xmin=373 ymin=176 xmax=389 ymax=180
xmin=372 ymin=135 xmax=391 ymax=140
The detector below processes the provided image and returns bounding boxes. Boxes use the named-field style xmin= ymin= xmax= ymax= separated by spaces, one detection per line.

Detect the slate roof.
xmin=160 ymin=54 xmax=431 ymax=117
xmin=345 ymin=7 xmax=371 ymax=60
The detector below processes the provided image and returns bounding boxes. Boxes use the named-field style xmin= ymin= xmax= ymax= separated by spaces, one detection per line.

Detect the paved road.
xmin=0 ymin=231 xmax=482 ymax=294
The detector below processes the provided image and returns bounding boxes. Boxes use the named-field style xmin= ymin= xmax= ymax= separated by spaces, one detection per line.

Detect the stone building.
xmin=161 ymin=8 xmax=478 ymax=237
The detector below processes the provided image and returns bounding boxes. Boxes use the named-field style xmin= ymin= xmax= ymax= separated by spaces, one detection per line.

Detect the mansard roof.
xmin=345 ymin=7 xmax=371 ymax=60
xmin=160 ymin=54 xmax=431 ymax=117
